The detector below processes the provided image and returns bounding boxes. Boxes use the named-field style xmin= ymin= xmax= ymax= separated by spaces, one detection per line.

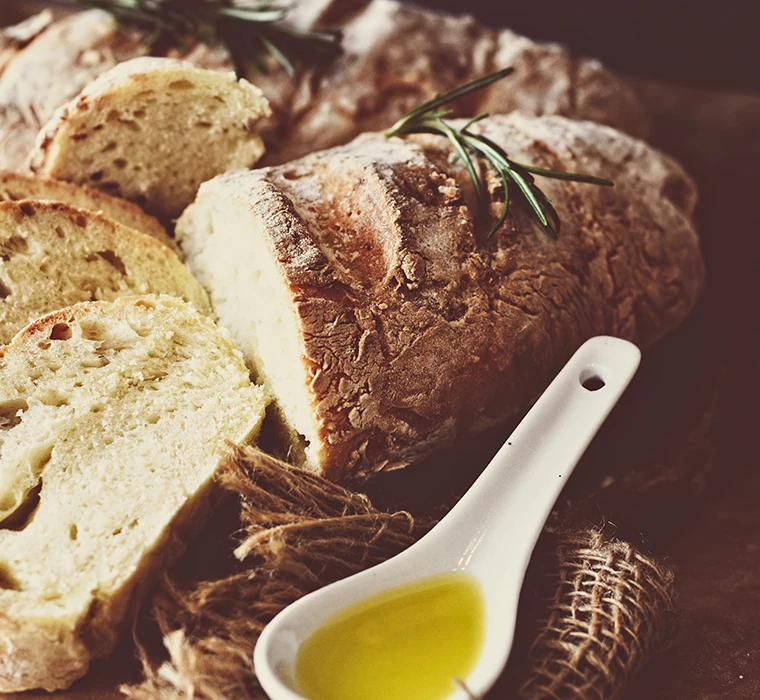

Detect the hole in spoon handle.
xmin=435 ymin=336 xmax=641 ymax=563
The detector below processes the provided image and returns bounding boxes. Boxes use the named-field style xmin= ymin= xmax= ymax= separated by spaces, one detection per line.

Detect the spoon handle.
xmin=428 ymin=336 xmax=641 ymax=571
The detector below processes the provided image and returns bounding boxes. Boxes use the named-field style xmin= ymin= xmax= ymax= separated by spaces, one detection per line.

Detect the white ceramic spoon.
xmin=255 ymin=335 xmax=641 ymax=700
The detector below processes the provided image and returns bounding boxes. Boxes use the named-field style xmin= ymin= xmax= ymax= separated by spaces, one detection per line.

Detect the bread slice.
xmin=177 ymin=113 xmax=704 ymax=481
xmin=0 ymin=170 xmax=170 ymax=245
xmin=0 ymin=199 xmax=210 ymax=345
xmin=0 ymin=294 xmax=267 ymax=692
xmin=29 ymin=57 xmax=271 ymax=219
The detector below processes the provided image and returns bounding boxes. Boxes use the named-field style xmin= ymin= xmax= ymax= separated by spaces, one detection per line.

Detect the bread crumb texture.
xmin=0 ymin=170 xmax=170 ymax=245
xmin=0 ymin=199 xmax=210 ymax=345
xmin=0 ymin=295 xmax=267 ymax=692
xmin=29 ymin=57 xmax=271 ymax=219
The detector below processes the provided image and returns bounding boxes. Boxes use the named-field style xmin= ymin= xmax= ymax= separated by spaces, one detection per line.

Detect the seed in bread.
xmin=177 ymin=113 xmax=704 ymax=481
xmin=29 ymin=57 xmax=271 ymax=219
xmin=0 ymin=170 xmax=170 ymax=245
xmin=0 ymin=294 xmax=267 ymax=692
xmin=0 ymin=199 xmax=210 ymax=345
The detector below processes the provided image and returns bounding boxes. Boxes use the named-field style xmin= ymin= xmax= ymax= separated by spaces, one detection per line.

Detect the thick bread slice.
xmin=0 ymin=200 xmax=210 ymax=345
xmin=177 ymin=112 xmax=704 ymax=481
xmin=0 ymin=170 xmax=170 ymax=244
xmin=0 ymin=294 xmax=267 ymax=691
xmin=29 ymin=57 xmax=272 ymax=219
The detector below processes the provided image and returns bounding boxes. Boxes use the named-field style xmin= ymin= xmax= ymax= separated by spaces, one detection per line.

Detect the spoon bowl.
xmin=255 ymin=336 xmax=641 ymax=700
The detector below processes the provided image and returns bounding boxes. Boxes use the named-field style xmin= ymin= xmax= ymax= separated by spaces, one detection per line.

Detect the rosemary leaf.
xmin=259 ymin=34 xmax=295 ymax=78
xmin=433 ymin=119 xmax=485 ymax=209
xmin=517 ymin=163 xmax=614 ymax=186
xmin=488 ymin=170 xmax=511 ymax=237
xmin=385 ymin=68 xmax=614 ymax=239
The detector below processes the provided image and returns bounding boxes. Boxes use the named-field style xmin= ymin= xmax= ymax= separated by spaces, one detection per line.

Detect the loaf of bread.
xmin=177 ymin=113 xmax=704 ymax=481
xmin=28 ymin=57 xmax=271 ymax=220
xmin=0 ymin=170 xmax=169 ymax=244
xmin=0 ymin=294 xmax=267 ymax=691
xmin=1 ymin=2 xmax=647 ymax=171
xmin=0 ymin=200 xmax=209 ymax=344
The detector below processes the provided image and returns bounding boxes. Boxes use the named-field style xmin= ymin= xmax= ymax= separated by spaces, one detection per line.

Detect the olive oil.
xmin=295 ymin=573 xmax=485 ymax=700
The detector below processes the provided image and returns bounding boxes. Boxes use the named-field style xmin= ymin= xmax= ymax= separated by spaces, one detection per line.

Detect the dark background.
xmin=414 ymin=0 xmax=760 ymax=90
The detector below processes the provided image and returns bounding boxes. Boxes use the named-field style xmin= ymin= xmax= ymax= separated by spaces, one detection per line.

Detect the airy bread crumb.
xmin=0 ymin=170 xmax=170 ymax=245
xmin=0 ymin=294 xmax=267 ymax=692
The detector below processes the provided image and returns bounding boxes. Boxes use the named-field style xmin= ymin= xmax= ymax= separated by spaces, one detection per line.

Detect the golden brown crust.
xmin=255 ymin=0 xmax=650 ymax=164
xmin=192 ymin=113 xmax=703 ymax=480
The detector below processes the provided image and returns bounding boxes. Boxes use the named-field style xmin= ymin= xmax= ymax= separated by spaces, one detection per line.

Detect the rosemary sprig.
xmin=386 ymin=67 xmax=614 ymax=238
xmin=49 ymin=0 xmax=342 ymax=77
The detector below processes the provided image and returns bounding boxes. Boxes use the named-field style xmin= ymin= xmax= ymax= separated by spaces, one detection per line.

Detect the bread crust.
xmin=181 ymin=113 xmax=703 ymax=481
xmin=256 ymin=0 xmax=651 ymax=164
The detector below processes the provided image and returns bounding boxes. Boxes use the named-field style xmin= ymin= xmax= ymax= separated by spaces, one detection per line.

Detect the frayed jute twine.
xmin=123 ymin=447 xmax=677 ymax=700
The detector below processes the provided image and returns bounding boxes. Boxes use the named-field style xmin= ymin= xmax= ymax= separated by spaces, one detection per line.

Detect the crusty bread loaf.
xmin=0 ymin=170 xmax=169 ymax=244
xmin=1 ymin=2 xmax=647 ymax=171
xmin=29 ymin=57 xmax=271 ymax=219
xmin=0 ymin=294 xmax=267 ymax=692
xmin=177 ymin=113 xmax=704 ymax=481
xmin=0 ymin=200 xmax=209 ymax=344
